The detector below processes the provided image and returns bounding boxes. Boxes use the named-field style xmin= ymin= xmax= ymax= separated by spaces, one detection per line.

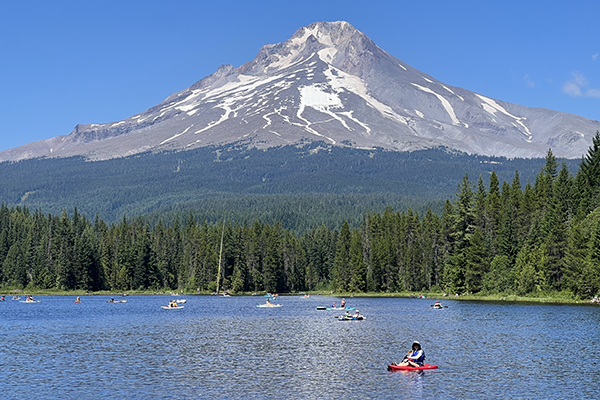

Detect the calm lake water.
xmin=1 ymin=295 xmax=599 ymax=399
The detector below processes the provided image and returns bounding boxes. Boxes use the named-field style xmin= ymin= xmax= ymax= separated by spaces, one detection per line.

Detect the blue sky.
xmin=1 ymin=0 xmax=599 ymax=151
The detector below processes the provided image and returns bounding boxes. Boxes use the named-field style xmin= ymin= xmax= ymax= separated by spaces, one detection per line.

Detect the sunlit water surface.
xmin=1 ymin=295 xmax=599 ymax=399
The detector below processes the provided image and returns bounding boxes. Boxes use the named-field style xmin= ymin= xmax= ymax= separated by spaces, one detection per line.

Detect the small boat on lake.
xmin=161 ymin=305 xmax=184 ymax=309
xmin=257 ymin=298 xmax=282 ymax=308
xmin=257 ymin=303 xmax=283 ymax=308
xmin=336 ymin=310 xmax=365 ymax=320
xmin=162 ymin=300 xmax=184 ymax=309
xmin=20 ymin=296 xmax=39 ymax=303
xmin=107 ymin=299 xmax=127 ymax=303
xmin=387 ymin=364 xmax=438 ymax=371
xmin=338 ymin=315 xmax=366 ymax=321
xmin=430 ymin=301 xmax=447 ymax=309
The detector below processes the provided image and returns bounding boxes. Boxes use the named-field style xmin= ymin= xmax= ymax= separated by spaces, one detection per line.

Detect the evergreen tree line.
xmin=0 ymin=142 xmax=574 ymax=225
xmin=2 ymin=133 xmax=600 ymax=298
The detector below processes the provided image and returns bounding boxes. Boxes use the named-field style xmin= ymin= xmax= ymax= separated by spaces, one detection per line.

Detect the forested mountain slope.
xmin=0 ymin=143 xmax=579 ymax=229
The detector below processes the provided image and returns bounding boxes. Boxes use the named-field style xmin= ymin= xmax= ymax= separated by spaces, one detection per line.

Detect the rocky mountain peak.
xmin=238 ymin=21 xmax=372 ymax=76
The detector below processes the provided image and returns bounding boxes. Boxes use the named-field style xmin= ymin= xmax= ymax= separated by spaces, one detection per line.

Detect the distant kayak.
xmin=107 ymin=300 xmax=127 ymax=303
xmin=338 ymin=315 xmax=366 ymax=321
xmin=387 ymin=364 xmax=438 ymax=371
xmin=326 ymin=307 xmax=355 ymax=311
xmin=20 ymin=300 xmax=40 ymax=303
xmin=257 ymin=304 xmax=283 ymax=308
xmin=430 ymin=302 xmax=447 ymax=309
xmin=161 ymin=305 xmax=184 ymax=309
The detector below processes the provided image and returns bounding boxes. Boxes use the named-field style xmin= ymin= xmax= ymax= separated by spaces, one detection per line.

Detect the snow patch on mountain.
xmin=412 ymin=83 xmax=461 ymax=126
xmin=299 ymin=84 xmax=343 ymax=109
xmin=475 ymin=94 xmax=532 ymax=141
xmin=324 ymin=66 xmax=407 ymax=126
xmin=161 ymin=124 xmax=194 ymax=145
xmin=442 ymin=85 xmax=464 ymax=101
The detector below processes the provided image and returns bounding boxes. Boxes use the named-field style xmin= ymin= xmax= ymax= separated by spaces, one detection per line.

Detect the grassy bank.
xmin=320 ymin=291 xmax=599 ymax=305
xmin=2 ymin=288 xmax=598 ymax=305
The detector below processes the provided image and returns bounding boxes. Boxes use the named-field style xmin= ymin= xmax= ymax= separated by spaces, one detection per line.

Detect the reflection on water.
xmin=1 ymin=295 xmax=599 ymax=399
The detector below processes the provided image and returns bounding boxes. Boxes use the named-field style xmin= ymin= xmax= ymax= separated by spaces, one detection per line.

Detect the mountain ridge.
xmin=1 ymin=21 xmax=599 ymax=162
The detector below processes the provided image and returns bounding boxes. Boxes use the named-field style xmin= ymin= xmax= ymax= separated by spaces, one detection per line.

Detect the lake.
xmin=1 ymin=295 xmax=599 ymax=399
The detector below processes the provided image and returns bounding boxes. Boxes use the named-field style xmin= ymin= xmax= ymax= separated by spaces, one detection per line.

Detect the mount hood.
xmin=2 ymin=21 xmax=599 ymax=162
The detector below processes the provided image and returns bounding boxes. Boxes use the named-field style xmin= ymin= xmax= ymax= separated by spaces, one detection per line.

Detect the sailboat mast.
xmin=216 ymin=219 xmax=225 ymax=295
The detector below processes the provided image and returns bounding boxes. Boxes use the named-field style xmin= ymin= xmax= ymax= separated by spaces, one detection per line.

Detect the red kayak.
xmin=387 ymin=364 xmax=438 ymax=371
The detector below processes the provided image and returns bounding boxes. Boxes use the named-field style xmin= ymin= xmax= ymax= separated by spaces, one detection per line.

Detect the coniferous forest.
xmin=1 ymin=134 xmax=600 ymax=299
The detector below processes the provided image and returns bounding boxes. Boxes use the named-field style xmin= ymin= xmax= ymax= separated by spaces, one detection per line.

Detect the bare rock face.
xmin=2 ymin=21 xmax=599 ymax=162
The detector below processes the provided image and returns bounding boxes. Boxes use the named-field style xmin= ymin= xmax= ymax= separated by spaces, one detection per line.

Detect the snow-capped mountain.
xmin=2 ymin=21 xmax=599 ymax=162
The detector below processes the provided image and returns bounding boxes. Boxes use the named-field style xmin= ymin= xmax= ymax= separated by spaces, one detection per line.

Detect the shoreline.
xmin=2 ymin=289 xmax=599 ymax=306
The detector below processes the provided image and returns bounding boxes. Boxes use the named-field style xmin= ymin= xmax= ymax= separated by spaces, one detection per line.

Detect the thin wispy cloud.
xmin=562 ymin=71 xmax=600 ymax=98
xmin=593 ymin=53 xmax=598 ymax=61
xmin=523 ymin=74 xmax=535 ymax=88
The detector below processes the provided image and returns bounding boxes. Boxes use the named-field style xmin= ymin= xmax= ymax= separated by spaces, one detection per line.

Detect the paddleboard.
xmin=257 ymin=304 xmax=283 ymax=308
xmin=387 ymin=364 xmax=438 ymax=371
xmin=20 ymin=300 xmax=40 ymax=303
xmin=161 ymin=305 xmax=184 ymax=309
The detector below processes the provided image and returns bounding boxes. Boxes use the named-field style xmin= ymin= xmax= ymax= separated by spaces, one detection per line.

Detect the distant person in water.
xmin=391 ymin=341 xmax=425 ymax=367
xmin=340 ymin=298 xmax=346 ymax=308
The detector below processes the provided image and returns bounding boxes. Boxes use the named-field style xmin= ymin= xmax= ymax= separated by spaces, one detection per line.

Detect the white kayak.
xmin=161 ymin=305 xmax=184 ymax=309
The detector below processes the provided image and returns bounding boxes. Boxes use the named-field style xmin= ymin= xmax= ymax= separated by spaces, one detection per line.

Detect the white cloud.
xmin=562 ymin=71 xmax=600 ymax=98
xmin=586 ymin=88 xmax=600 ymax=98
xmin=572 ymin=71 xmax=588 ymax=86
xmin=593 ymin=53 xmax=598 ymax=61
xmin=523 ymin=74 xmax=535 ymax=88
xmin=562 ymin=81 xmax=582 ymax=97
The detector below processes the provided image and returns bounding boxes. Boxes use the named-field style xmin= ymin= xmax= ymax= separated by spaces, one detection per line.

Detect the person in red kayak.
xmin=391 ymin=341 xmax=425 ymax=367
